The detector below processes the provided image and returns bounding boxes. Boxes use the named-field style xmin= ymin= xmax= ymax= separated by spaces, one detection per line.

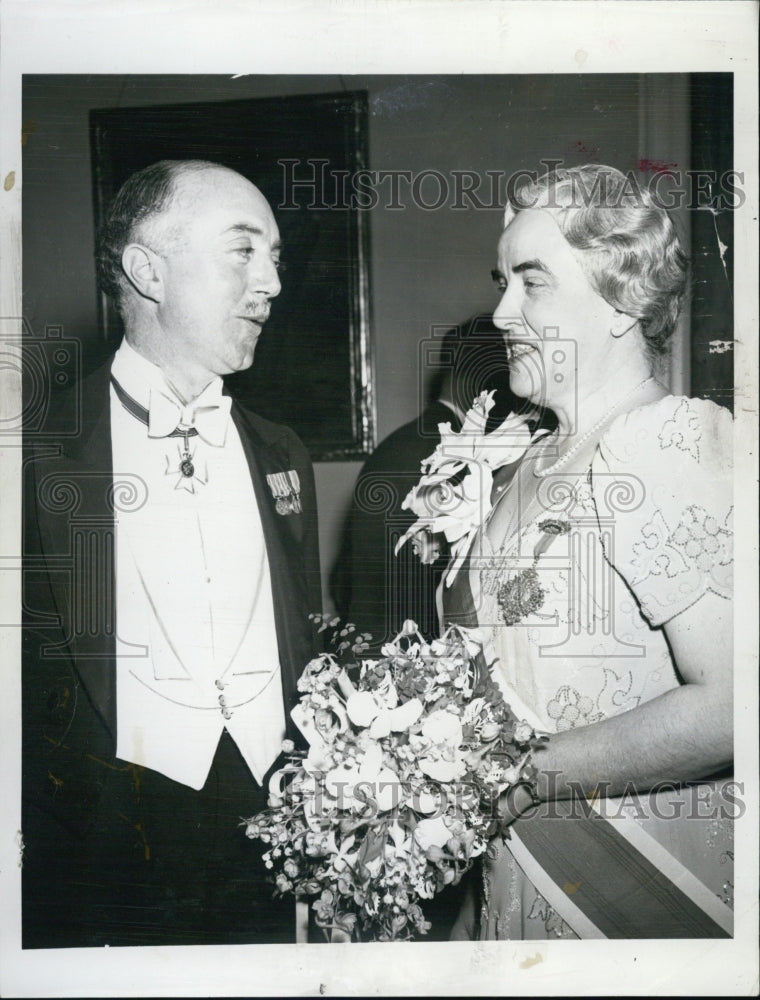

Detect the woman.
xmin=445 ymin=165 xmax=734 ymax=939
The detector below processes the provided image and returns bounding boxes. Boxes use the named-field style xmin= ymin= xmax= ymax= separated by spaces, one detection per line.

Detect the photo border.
xmin=1 ymin=2 xmax=757 ymax=996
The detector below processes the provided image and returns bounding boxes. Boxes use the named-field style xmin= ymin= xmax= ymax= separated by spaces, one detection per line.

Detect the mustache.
xmin=243 ymin=305 xmax=271 ymax=323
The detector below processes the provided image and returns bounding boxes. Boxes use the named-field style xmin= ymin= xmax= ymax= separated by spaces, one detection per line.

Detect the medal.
xmin=267 ymin=470 xmax=302 ymax=515
xmin=110 ymin=377 xmax=211 ymax=494
xmin=165 ymin=431 xmax=207 ymax=493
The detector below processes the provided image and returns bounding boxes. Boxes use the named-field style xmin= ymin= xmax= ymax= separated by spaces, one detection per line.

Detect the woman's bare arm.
xmin=505 ymin=590 xmax=733 ymax=818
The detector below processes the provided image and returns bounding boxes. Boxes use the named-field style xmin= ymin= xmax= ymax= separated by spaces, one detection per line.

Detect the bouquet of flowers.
xmin=394 ymin=389 xmax=541 ymax=585
xmin=246 ymin=618 xmax=544 ymax=942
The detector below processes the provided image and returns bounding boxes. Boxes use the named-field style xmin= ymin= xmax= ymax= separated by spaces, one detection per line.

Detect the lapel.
xmin=229 ymin=400 xmax=308 ymax=709
xmin=231 ymin=402 xmax=306 ymax=549
xmin=32 ymin=359 xmax=118 ymax=738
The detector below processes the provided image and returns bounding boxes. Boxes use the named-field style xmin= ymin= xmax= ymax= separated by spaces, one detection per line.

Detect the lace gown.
xmin=445 ymin=395 xmax=735 ymax=939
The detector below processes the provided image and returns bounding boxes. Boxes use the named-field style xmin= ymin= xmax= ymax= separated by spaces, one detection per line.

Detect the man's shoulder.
xmin=28 ymin=354 xmax=113 ymax=445
xmin=231 ymin=399 xmax=296 ymax=441
xmin=361 ymin=401 xmax=454 ymax=474
xmin=230 ymin=399 xmax=312 ymax=464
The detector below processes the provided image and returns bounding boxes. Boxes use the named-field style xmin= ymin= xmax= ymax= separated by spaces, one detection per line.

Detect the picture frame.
xmin=90 ymin=90 xmax=374 ymax=460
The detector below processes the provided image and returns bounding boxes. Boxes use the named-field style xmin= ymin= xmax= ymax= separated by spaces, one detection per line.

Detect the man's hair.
xmin=504 ymin=164 xmax=688 ymax=357
xmin=95 ymin=159 xmax=221 ymax=308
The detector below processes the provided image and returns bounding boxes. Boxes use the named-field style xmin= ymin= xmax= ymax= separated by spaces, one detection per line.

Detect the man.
xmin=22 ymin=161 xmax=321 ymax=947
xmin=332 ymin=317 xmax=520 ymax=648
xmin=332 ymin=390 xmax=463 ymax=646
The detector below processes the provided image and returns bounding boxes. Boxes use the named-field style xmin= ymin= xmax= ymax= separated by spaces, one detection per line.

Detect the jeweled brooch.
xmin=496 ymin=519 xmax=570 ymax=625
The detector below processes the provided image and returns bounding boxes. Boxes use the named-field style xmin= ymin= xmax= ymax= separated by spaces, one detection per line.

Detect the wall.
xmin=23 ymin=73 xmax=688 ymax=608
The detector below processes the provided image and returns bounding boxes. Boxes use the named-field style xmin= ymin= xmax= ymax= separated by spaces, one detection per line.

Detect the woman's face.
xmin=492 ymin=209 xmax=620 ymax=410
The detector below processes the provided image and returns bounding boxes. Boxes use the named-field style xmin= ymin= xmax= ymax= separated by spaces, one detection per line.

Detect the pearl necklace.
xmin=533 ymin=377 xmax=655 ymax=478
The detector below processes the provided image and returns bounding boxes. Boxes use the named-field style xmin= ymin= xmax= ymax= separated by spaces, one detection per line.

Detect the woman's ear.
xmin=121 ymin=244 xmax=165 ymax=303
xmin=609 ymin=309 xmax=639 ymax=339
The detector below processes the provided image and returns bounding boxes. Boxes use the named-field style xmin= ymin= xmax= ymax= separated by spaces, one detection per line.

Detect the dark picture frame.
xmin=90 ymin=90 xmax=374 ymax=460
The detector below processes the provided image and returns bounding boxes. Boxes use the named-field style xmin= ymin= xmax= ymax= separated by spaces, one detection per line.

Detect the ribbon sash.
xmin=507 ymin=798 xmax=732 ymax=938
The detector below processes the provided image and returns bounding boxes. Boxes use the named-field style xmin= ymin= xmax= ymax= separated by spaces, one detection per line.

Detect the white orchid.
xmin=346 ymin=690 xmax=423 ymax=738
xmin=388 ymin=821 xmax=413 ymax=858
xmin=436 ymin=391 xmax=535 ymax=470
xmin=324 ymin=831 xmax=358 ymax=872
xmin=396 ymin=391 xmax=540 ymax=585
xmin=413 ymin=815 xmax=453 ymax=852
xmin=420 ymin=708 xmax=463 ymax=745
xmin=410 ymin=709 xmax=467 ymax=783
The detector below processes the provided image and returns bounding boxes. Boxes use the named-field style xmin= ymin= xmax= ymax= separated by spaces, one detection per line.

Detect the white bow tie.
xmin=147 ymin=389 xmax=233 ymax=447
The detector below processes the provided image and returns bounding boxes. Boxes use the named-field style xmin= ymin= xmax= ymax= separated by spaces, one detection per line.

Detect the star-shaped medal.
xmin=165 ymin=439 xmax=208 ymax=493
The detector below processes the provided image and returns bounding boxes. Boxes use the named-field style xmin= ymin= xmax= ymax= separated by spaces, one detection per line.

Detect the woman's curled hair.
xmin=504 ymin=164 xmax=688 ymax=357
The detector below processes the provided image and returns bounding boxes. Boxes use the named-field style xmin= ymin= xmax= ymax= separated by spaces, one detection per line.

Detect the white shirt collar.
xmin=111 ymin=339 xmax=231 ymax=445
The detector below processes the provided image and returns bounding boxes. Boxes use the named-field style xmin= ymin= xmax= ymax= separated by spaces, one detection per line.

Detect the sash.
xmin=504 ymin=795 xmax=733 ymax=939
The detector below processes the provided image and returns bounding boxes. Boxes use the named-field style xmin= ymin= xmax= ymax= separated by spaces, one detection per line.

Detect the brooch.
xmin=496 ymin=519 xmax=570 ymax=626
xmin=497 ymin=563 xmax=546 ymax=626
xmin=267 ymin=469 xmax=302 ymax=515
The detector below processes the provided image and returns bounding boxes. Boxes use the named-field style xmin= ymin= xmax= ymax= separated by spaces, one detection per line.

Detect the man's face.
xmin=492 ymin=209 xmax=618 ymax=409
xmin=149 ymin=168 xmax=282 ymax=390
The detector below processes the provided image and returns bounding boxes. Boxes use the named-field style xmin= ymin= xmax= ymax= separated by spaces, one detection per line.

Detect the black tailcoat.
xmin=22 ymin=359 xmax=321 ymax=947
